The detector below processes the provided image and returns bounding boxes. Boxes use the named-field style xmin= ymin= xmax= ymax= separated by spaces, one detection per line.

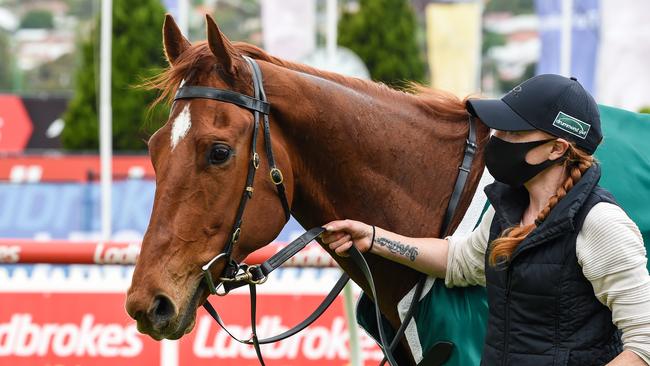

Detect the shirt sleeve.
xmin=444 ymin=206 xmax=494 ymax=288
xmin=577 ymin=202 xmax=650 ymax=365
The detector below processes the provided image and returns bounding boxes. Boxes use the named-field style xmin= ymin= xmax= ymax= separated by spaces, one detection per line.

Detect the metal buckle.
xmin=252 ymin=152 xmax=260 ymax=169
xmin=217 ymin=264 xmax=267 ymax=285
xmin=244 ymin=265 xmax=267 ymax=285
xmin=201 ymin=253 xmax=228 ymax=295
xmin=203 ymin=270 xmax=218 ymax=295
xmin=231 ymin=227 xmax=241 ymax=244
xmin=466 ymin=139 xmax=477 ymax=155
xmin=270 ymin=168 xmax=283 ymax=185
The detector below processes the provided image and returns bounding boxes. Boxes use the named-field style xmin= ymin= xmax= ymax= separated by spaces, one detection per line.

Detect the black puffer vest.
xmin=481 ymin=164 xmax=623 ymax=366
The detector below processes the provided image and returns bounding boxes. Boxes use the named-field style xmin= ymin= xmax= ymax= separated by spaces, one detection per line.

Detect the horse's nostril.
xmin=148 ymin=294 xmax=177 ymax=331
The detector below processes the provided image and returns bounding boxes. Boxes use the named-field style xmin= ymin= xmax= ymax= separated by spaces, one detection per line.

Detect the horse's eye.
xmin=208 ymin=144 xmax=231 ymax=165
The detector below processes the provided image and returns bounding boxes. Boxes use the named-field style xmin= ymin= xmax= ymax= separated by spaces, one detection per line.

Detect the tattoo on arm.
xmin=375 ymin=237 xmax=419 ymax=262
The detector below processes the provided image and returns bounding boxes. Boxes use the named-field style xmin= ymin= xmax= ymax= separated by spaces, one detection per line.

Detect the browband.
xmin=174 ymin=85 xmax=271 ymax=114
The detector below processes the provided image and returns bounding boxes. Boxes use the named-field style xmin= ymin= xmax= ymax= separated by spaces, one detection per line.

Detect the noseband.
xmin=171 ymin=56 xmax=476 ymax=366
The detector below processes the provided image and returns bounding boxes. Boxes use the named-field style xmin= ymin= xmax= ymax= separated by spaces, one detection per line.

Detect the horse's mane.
xmin=146 ymin=41 xmax=471 ymax=122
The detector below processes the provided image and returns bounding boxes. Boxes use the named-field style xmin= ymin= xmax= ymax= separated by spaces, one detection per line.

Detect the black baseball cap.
xmin=466 ymin=74 xmax=602 ymax=154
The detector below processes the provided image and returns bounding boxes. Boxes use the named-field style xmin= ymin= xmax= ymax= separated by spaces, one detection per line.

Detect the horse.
xmin=125 ymin=14 xmax=490 ymax=365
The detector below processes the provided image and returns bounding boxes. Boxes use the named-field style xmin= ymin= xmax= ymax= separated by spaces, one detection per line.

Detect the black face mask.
xmin=485 ymin=136 xmax=563 ymax=187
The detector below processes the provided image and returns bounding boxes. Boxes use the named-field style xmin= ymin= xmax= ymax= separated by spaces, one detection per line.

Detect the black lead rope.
xmin=203 ymin=274 xmax=349 ymax=343
xmin=249 ymin=283 xmax=265 ymax=366
xmin=203 ymin=236 xmax=452 ymax=366
xmin=203 ymin=227 xmax=350 ymax=366
xmin=202 ymin=227 xmax=349 ymax=342
xmin=378 ymin=276 xmax=426 ymax=366
xmin=203 ymin=227 xmax=402 ymax=366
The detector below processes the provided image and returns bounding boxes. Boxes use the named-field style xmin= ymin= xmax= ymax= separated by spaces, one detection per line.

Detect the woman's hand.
xmin=321 ymin=220 xmax=449 ymax=278
xmin=320 ymin=219 xmax=374 ymax=257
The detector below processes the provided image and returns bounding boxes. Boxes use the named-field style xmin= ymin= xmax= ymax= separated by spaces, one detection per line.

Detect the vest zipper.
xmin=502 ymin=267 xmax=513 ymax=366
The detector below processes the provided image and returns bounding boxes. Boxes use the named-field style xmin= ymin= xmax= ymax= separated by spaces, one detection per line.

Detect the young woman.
xmin=321 ymin=74 xmax=650 ymax=365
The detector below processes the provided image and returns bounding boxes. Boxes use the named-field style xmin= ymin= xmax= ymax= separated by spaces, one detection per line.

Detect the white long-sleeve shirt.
xmin=445 ymin=203 xmax=650 ymax=365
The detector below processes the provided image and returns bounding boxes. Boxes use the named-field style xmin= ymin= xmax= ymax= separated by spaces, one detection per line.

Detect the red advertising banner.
xmin=182 ymin=295 xmax=383 ymax=365
xmin=0 ymin=239 xmax=336 ymax=267
xmin=0 ymin=292 xmax=382 ymax=366
xmin=0 ymin=96 xmax=33 ymax=153
xmin=0 ymin=155 xmax=153 ymax=182
xmin=0 ymin=293 xmax=159 ymax=366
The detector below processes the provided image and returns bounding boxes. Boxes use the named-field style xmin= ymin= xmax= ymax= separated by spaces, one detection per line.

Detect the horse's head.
xmin=125 ymin=14 xmax=292 ymax=340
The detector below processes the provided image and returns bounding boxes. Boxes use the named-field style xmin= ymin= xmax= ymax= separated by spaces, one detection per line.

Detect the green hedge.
xmin=338 ymin=0 xmax=425 ymax=88
xmin=62 ymin=0 xmax=168 ymax=151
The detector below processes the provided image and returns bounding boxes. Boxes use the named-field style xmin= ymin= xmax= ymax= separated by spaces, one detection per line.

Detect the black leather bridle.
xmin=171 ymin=55 xmax=477 ymax=366
xmin=178 ymin=56 xmax=292 ymax=294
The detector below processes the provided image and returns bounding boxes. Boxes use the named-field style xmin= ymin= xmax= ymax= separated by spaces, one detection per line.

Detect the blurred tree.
xmin=66 ymin=0 xmax=95 ymax=18
xmin=338 ymin=0 xmax=425 ymax=88
xmin=20 ymin=10 xmax=54 ymax=29
xmin=482 ymin=30 xmax=506 ymax=55
xmin=62 ymin=0 xmax=168 ymax=151
xmin=640 ymin=107 xmax=650 ymax=114
xmin=485 ymin=0 xmax=534 ymax=15
xmin=0 ymin=31 xmax=11 ymax=91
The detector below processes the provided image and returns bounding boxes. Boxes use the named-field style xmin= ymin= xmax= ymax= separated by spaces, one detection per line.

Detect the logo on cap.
xmin=552 ymin=111 xmax=591 ymax=139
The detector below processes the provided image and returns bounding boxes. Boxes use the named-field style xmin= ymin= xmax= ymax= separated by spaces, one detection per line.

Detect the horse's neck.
xmin=263 ymin=64 xmax=481 ymax=338
xmin=267 ymin=69 xmax=460 ymax=236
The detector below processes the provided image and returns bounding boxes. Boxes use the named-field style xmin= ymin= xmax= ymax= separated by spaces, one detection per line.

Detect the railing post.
xmin=343 ymin=281 xmax=363 ymax=366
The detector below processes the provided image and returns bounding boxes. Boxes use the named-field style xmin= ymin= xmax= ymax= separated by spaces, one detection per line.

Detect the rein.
xmin=172 ymin=56 xmax=477 ymax=366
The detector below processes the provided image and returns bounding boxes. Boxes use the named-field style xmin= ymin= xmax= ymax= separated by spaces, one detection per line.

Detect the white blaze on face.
xmin=170 ymin=104 xmax=191 ymax=150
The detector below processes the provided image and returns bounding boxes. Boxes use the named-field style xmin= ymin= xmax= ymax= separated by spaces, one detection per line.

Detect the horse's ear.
xmin=163 ymin=14 xmax=191 ymax=65
xmin=206 ymin=14 xmax=238 ymax=74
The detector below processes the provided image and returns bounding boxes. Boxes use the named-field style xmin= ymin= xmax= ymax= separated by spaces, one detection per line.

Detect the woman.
xmin=321 ymin=74 xmax=650 ymax=365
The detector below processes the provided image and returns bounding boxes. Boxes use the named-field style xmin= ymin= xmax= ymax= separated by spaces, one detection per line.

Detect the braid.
xmin=488 ymin=144 xmax=594 ymax=267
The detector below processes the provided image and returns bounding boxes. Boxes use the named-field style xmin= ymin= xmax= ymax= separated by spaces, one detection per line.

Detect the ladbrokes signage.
xmin=0 ymin=292 xmax=381 ymax=365
xmin=0 ymin=314 xmax=142 ymax=358
xmin=183 ymin=295 xmax=383 ymax=365
xmin=0 ymin=293 xmax=159 ymax=366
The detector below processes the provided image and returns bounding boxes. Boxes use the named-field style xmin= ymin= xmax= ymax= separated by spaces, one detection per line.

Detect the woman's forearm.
xmin=369 ymin=227 xmax=449 ymax=278
xmin=320 ymin=220 xmax=450 ymax=278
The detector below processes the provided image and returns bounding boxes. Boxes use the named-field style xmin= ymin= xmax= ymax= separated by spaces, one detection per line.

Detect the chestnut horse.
xmin=125 ymin=14 xmax=489 ymax=365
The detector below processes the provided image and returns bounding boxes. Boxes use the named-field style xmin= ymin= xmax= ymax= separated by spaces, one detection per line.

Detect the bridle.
xmin=176 ymin=56 xmax=292 ymax=292
xmin=171 ymin=55 xmax=477 ymax=366
xmin=173 ymin=56 xmax=342 ymax=365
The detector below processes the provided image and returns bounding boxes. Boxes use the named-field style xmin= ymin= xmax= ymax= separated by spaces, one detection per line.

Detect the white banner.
xmin=596 ymin=0 xmax=650 ymax=111
xmin=261 ymin=0 xmax=316 ymax=61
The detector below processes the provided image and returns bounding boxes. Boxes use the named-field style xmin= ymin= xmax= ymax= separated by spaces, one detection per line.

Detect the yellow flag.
xmin=426 ymin=2 xmax=482 ymax=97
